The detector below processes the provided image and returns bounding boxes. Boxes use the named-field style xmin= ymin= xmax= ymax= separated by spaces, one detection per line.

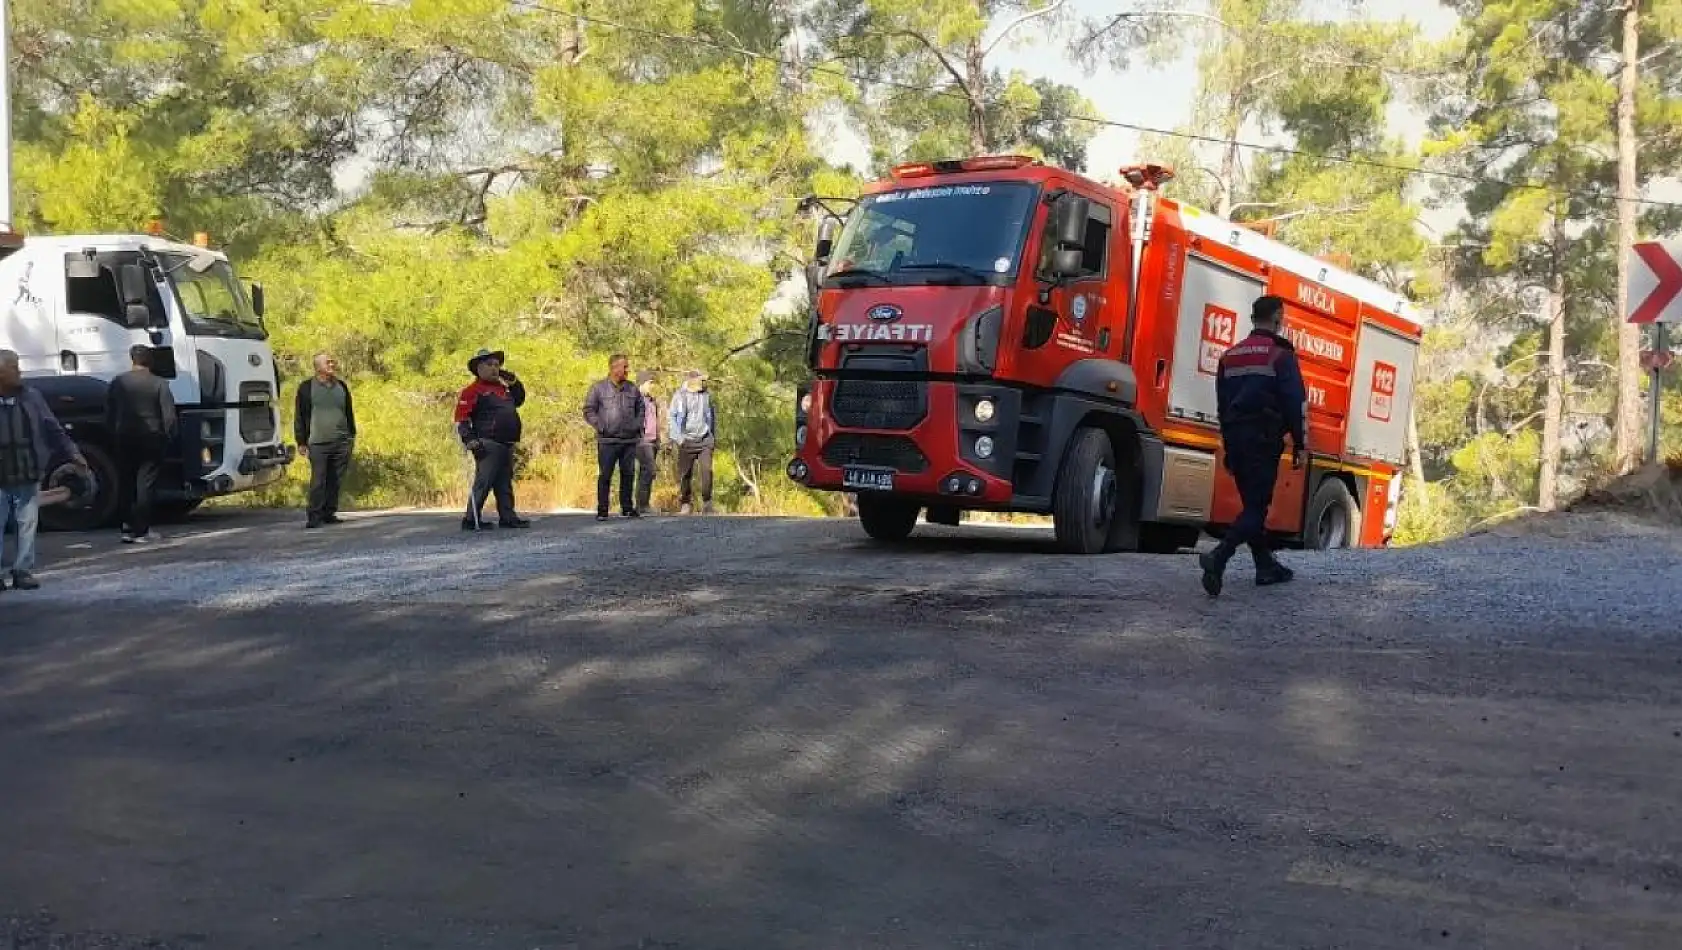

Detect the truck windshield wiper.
xmin=895 ymin=261 xmax=996 ymax=283
xmin=824 ymin=267 xmax=892 ymax=286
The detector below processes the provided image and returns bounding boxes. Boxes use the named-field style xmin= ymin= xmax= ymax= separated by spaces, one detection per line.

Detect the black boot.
xmin=1198 ymin=544 xmax=1234 ymax=596
xmin=1251 ymin=544 xmax=1294 ymax=586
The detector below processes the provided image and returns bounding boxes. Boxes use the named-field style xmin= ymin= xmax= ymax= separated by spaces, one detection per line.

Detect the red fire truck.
xmin=786 ymin=155 xmax=1422 ymax=554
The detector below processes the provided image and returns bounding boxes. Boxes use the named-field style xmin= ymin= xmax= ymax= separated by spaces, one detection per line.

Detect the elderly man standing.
xmin=294 ymin=352 xmax=357 ymax=530
xmin=456 ymin=348 xmax=530 ymax=531
xmin=668 ymin=369 xmax=717 ymax=515
xmin=634 ymin=370 xmax=661 ymax=516
xmin=0 ymin=349 xmax=88 ymax=593
xmin=583 ymin=354 xmax=644 ymax=522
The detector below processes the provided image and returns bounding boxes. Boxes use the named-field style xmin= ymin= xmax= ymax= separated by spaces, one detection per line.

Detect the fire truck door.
xmin=1021 ymin=194 xmax=1116 ymax=368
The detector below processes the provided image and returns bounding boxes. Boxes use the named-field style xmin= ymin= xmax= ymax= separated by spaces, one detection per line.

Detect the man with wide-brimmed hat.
xmin=454 ymin=347 xmax=530 ymax=531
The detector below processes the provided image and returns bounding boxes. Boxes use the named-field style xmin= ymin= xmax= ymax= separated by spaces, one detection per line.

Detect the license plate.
xmin=842 ymin=466 xmax=895 ymax=491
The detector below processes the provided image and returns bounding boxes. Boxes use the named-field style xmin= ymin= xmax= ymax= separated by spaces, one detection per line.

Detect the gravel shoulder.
xmin=3 ymin=510 xmax=1681 ymax=949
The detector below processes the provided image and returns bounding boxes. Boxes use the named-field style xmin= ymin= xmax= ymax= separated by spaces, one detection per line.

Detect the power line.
xmin=507 ymin=0 xmax=1682 ymax=212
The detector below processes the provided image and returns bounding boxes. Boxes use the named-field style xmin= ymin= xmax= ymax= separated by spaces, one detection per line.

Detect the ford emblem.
xmin=866 ymin=304 xmax=902 ymax=322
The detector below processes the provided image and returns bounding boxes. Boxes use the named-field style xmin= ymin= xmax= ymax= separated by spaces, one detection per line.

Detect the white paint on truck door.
xmin=1344 ymin=321 xmax=1418 ymax=465
xmin=1167 ymin=254 xmax=1267 ymax=425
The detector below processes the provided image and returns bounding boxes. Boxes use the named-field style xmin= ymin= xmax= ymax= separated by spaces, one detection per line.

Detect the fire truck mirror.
xmin=1052 ymin=195 xmax=1089 ymax=251
xmin=815 ymin=217 xmax=840 ymax=263
xmin=1050 ymin=247 xmax=1083 ymax=279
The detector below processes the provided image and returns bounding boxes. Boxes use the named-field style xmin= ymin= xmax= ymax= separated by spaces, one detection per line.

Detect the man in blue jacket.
xmin=668 ymin=369 xmax=717 ymax=515
xmin=1199 ymin=295 xmax=1308 ymax=596
xmin=0 ymin=349 xmax=88 ymax=592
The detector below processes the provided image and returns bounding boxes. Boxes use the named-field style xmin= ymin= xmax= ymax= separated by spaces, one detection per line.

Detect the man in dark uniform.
xmin=1199 ymin=294 xmax=1308 ymax=596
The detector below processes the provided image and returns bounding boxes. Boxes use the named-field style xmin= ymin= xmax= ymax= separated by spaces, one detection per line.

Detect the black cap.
xmin=1251 ymin=295 xmax=1285 ymax=324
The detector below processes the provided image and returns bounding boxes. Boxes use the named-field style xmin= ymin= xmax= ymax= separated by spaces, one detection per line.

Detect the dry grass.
xmin=1472 ymin=456 xmax=1682 ymax=544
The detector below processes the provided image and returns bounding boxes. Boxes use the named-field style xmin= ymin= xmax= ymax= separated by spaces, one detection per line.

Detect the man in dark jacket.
xmin=1199 ymin=295 xmax=1308 ymax=596
xmin=0 ymin=348 xmax=88 ymax=592
xmin=455 ymin=348 xmax=530 ymax=531
xmin=582 ymin=353 xmax=644 ymax=521
xmin=293 ymin=352 xmax=356 ymax=530
xmin=106 ymin=344 xmax=178 ymax=543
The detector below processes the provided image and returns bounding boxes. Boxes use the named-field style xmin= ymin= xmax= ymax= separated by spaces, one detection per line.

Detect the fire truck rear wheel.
xmin=1304 ymin=478 xmax=1362 ymax=550
xmin=1053 ymin=426 xmax=1119 ymax=555
xmin=856 ymin=495 xmax=921 ymax=543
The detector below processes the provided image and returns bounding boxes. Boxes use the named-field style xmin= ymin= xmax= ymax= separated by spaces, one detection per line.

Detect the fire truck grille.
xmin=821 ymin=433 xmax=929 ymax=474
xmin=831 ymin=378 xmax=927 ymax=430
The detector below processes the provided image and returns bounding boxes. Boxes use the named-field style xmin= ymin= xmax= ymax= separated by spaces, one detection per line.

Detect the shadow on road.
xmin=3 ymin=510 xmax=1682 ymax=949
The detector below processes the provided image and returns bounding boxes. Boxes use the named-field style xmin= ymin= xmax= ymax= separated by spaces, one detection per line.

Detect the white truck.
xmin=0 ymin=230 xmax=295 ymax=530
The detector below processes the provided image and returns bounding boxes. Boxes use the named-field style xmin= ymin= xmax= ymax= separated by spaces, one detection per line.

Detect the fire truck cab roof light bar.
xmin=890 ymin=155 xmax=1042 ymax=179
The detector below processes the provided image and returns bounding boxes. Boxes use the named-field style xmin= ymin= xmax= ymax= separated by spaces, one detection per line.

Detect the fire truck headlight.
xmin=795 ymin=424 xmax=808 ymax=447
xmin=800 ymin=393 xmax=812 ymax=413
xmin=974 ymin=435 xmax=995 ymax=459
xmin=974 ymin=398 xmax=996 ymax=423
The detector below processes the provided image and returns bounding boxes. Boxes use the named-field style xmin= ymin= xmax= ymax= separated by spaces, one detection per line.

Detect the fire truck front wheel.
xmin=856 ymin=495 xmax=921 ymax=543
xmin=1053 ymin=426 xmax=1129 ymax=555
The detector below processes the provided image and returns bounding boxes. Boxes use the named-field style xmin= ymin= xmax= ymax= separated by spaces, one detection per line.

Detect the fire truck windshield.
xmin=823 ymin=181 xmax=1038 ymax=288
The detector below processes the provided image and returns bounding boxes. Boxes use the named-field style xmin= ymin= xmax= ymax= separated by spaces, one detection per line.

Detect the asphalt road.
xmin=3 ymin=509 xmax=1682 ymax=949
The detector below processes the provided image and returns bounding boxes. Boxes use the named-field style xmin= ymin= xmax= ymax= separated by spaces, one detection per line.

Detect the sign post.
xmin=1626 ymin=240 xmax=1682 ymax=462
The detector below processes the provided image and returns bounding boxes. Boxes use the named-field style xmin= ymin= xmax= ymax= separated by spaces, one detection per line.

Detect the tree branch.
xmin=983 ymin=0 xmax=1070 ymax=58
xmin=863 ymin=29 xmax=973 ymax=97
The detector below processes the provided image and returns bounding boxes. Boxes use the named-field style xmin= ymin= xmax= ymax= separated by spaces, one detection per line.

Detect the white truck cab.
xmin=0 ymin=230 xmax=294 ymax=529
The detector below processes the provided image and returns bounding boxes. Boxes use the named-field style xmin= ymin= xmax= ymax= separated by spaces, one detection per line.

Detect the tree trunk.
xmin=1406 ymin=406 xmax=1427 ymax=494
xmin=965 ymin=37 xmax=987 ymax=155
xmin=1539 ymin=212 xmax=1567 ymax=512
xmin=1613 ymin=0 xmax=1645 ymax=472
xmin=1217 ymin=104 xmax=1241 ymax=219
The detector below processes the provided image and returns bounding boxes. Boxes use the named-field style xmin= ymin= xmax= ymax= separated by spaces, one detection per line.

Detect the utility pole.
xmin=0 ymin=0 xmax=11 ymax=229
xmin=1650 ymin=323 xmax=1670 ymax=463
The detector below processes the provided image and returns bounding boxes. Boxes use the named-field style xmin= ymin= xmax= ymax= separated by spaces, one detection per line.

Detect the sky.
xmin=820 ymin=0 xmax=1460 ymax=192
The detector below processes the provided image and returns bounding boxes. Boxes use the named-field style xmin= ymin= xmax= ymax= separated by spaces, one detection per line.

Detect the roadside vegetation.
xmin=11 ymin=0 xmax=1682 ymax=539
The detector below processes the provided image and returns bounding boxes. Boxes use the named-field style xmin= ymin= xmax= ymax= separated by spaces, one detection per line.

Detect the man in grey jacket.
xmin=0 ymin=349 xmax=88 ymax=592
xmin=582 ymin=354 xmax=645 ymax=521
